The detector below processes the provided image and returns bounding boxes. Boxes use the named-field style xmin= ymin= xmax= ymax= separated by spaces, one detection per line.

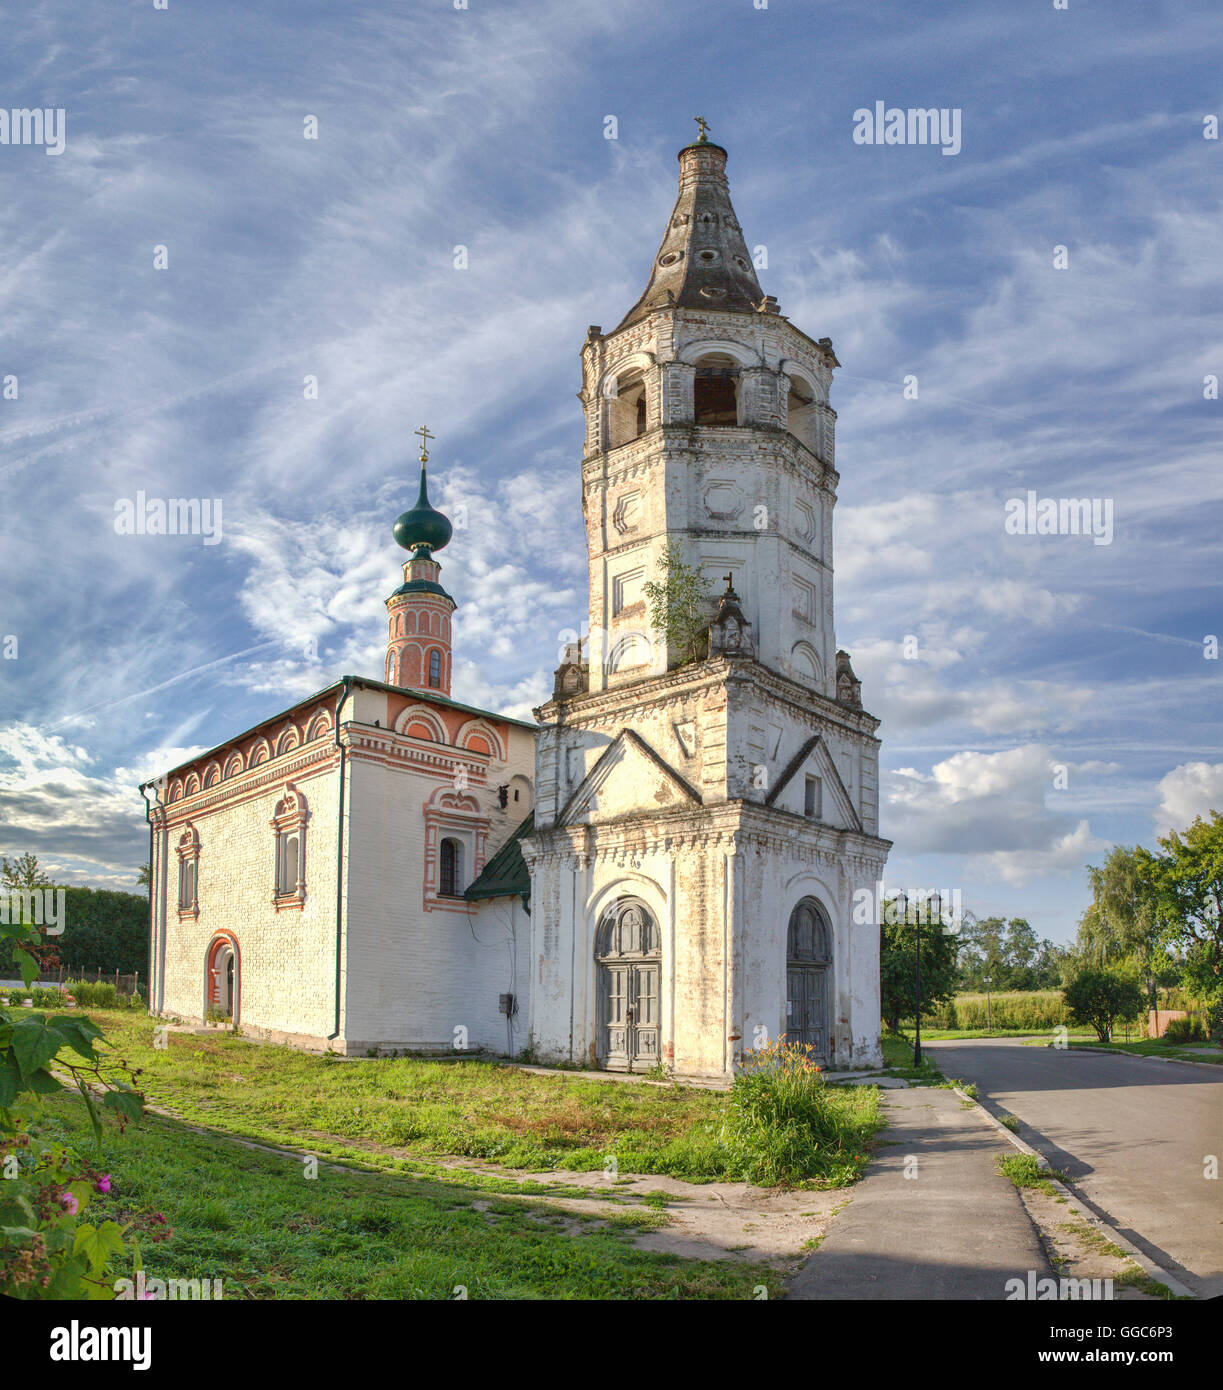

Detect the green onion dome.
xmin=393 ymin=462 xmax=452 ymax=556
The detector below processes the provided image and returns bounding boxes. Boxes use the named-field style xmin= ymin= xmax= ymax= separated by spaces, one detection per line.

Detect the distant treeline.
xmin=1 ymin=886 xmax=147 ymax=977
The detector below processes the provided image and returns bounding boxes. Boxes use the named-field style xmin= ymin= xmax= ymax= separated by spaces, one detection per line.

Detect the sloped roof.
xmin=464 ymin=811 xmax=533 ymax=904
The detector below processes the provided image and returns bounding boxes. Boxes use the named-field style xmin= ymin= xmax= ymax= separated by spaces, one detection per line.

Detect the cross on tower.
xmin=414 ymin=424 xmax=434 ymax=462
xmin=694 ymin=116 xmax=709 ymax=143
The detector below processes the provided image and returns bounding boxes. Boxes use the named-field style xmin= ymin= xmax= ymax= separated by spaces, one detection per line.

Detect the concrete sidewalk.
xmin=787 ymin=1084 xmax=1050 ymax=1300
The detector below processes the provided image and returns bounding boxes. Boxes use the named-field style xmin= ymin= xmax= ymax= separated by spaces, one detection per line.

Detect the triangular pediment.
xmin=765 ymin=734 xmax=862 ymax=832
xmin=558 ymin=729 xmax=703 ymax=827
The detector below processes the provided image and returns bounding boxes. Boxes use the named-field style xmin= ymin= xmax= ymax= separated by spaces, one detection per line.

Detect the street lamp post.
xmin=984 ymin=974 xmax=992 ymax=1035
xmin=913 ymin=895 xmax=924 ymax=1068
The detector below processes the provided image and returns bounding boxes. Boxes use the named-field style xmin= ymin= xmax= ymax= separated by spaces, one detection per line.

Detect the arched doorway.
xmin=787 ymin=898 xmax=831 ymax=1063
xmin=206 ymin=935 xmax=239 ymax=1021
xmin=595 ymin=899 xmax=661 ymax=1070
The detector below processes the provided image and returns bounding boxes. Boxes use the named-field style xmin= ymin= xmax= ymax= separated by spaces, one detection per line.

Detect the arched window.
xmin=786 ymin=381 xmax=819 ymax=455
xmin=428 ymin=648 xmax=442 ymax=688
xmin=175 ymin=826 xmax=200 ymax=919
xmin=605 ymin=370 xmax=648 ymax=448
xmin=693 ymin=353 xmax=740 ymax=425
xmin=271 ymin=788 xmax=308 ymax=909
xmin=439 ymin=837 xmax=463 ymax=897
xmin=787 ymin=898 xmax=831 ymax=962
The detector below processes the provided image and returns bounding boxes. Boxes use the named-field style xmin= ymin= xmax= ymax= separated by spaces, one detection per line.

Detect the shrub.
xmin=65 ymin=980 xmax=119 ymax=1009
xmin=1163 ymin=1015 xmax=1206 ymax=1045
xmin=722 ymin=1036 xmax=873 ymax=1186
xmin=0 ymin=917 xmax=152 ymax=1300
xmin=1062 ymin=967 xmax=1145 ymax=1043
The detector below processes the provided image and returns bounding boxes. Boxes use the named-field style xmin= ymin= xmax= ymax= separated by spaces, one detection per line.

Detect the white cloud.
xmin=1154 ymin=762 xmax=1223 ymax=836
xmin=884 ymin=745 xmax=1108 ymax=886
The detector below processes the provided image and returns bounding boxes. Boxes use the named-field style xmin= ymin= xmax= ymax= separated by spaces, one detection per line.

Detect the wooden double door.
xmin=596 ymin=899 xmax=661 ymax=1070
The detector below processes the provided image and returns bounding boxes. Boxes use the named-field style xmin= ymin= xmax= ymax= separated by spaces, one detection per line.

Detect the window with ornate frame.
xmin=270 ymin=785 xmax=308 ymax=910
xmin=176 ymin=825 xmax=200 ymax=920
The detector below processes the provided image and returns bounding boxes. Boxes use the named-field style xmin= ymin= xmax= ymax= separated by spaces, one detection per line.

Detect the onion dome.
xmin=393 ymin=428 xmax=453 ymax=556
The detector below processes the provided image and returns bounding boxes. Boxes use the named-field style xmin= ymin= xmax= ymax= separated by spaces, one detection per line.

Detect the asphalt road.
xmin=926 ymin=1039 xmax=1223 ymax=1297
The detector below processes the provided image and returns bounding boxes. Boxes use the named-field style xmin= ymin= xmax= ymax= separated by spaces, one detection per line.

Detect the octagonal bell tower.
xmin=524 ymin=126 xmax=890 ymax=1081
xmin=577 ymin=127 xmax=841 ymax=696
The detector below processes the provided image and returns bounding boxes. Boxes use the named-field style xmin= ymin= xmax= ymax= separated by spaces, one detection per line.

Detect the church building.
xmin=143 ymin=126 xmax=890 ymax=1077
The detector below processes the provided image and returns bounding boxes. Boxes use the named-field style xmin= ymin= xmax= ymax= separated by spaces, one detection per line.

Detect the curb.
xmin=950 ymin=1085 xmax=1196 ymax=1301
xmin=1061 ymin=1044 xmax=1223 ymax=1071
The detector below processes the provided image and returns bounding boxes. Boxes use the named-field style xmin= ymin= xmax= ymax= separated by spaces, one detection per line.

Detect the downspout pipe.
xmin=328 ymin=676 xmax=353 ymax=1043
xmin=138 ymin=780 xmax=158 ymax=1013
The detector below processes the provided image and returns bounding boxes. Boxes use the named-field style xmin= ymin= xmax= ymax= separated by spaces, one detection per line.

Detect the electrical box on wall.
xmin=499 ymin=993 xmax=516 ymax=1017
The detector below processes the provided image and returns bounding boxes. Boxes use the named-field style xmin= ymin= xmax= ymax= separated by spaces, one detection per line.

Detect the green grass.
xmin=995 ymin=1153 xmax=1067 ymax=1197
xmin=905 ymin=1026 xmax=1097 ymax=1041
xmin=34 ymin=1091 xmax=779 ymax=1300
xmin=998 ymin=1113 xmax=1020 ymax=1132
xmin=1058 ymin=1219 xmax=1127 ymax=1262
xmin=1113 ymin=1266 xmax=1182 ymax=1300
xmin=66 ymin=1010 xmax=880 ymax=1188
xmin=879 ymin=1032 xmax=946 ymax=1080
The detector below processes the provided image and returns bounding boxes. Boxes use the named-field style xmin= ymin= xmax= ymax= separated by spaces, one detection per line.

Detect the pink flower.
xmin=58 ymin=1191 xmax=79 ymax=1216
xmin=96 ymin=1175 xmax=112 ymax=1194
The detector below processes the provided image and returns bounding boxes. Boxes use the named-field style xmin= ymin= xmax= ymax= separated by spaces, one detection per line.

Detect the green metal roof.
xmin=464 ymin=811 xmax=533 ymax=905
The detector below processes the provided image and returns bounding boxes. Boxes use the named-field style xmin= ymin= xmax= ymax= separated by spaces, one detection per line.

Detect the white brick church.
xmin=143 ymin=128 xmax=891 ymax=1078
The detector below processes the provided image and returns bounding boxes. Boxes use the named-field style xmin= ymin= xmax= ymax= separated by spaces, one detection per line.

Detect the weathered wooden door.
xmin=597 ymin=900 xmax=661 ymax=1069
xmin=786 ymin=898 xmax=832 ymax=1064
xmin=786 ymin=962 xmax=827 ymax=1059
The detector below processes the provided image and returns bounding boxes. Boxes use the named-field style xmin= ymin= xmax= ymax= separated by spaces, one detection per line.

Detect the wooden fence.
xmin=37 ymin=965 xmax=141 ymax=996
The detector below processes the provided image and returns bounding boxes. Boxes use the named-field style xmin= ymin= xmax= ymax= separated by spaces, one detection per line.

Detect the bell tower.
xmin=385 ymin=427 xmax=456 ymax=695
xmin=523 ymin=125 xmax=891 ymax=1081
xmin=576 ymin=122 xmax=840 ymax=696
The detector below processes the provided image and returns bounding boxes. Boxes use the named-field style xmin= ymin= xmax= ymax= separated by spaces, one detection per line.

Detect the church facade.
xmin=143 ymin=130 xmax=890 ymax=1077
xmin=142 ymin=447 xmax=538 ymax=1057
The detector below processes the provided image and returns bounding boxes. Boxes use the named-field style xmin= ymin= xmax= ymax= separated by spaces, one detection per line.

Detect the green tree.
xmin=642 ymin=540 xmax=710 ymax=667
xmin=955 ymin=915 xmax=1000 ymax=990
xmin=1151 ymin=811 xmax=1223 ymax=1037
xmin=1062 ymin=964 xmax=1145 ymax=1043
xmin=1076 ymin=844 xmax=1169 ymax=1011
xmin=879 ymin=900 xmax=961 ymax=1033
xmin=2 ymin=853 xmax=52 ymax=891
xmin=136 ymin=863 xmax=150 ymax=889
xmin=958 ymin=915 xmax=1064 ymax=991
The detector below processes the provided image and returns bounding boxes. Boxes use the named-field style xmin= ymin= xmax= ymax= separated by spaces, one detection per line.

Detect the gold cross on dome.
xmin=694 ymin=116 xmax=709 ymax=142
xmin=414 ymin=424 xmax=434 ymax=462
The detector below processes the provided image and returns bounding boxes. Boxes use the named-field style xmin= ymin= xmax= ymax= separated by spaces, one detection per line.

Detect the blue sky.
xmin=1 ymin=0 xmax=1219 ymax=944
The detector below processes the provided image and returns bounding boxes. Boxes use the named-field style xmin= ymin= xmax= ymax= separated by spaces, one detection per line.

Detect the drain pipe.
xmin=139 ymin=782 xmax=158 ymax=1011
xmin=327 ymin=677 xmax=352 ymax=1044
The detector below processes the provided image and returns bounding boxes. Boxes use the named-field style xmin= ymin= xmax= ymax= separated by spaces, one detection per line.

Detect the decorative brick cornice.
xmin=162 ymin=744 xmax=339 ymax=828
xmin=536 ymin=655 xmax=880 ymax=741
